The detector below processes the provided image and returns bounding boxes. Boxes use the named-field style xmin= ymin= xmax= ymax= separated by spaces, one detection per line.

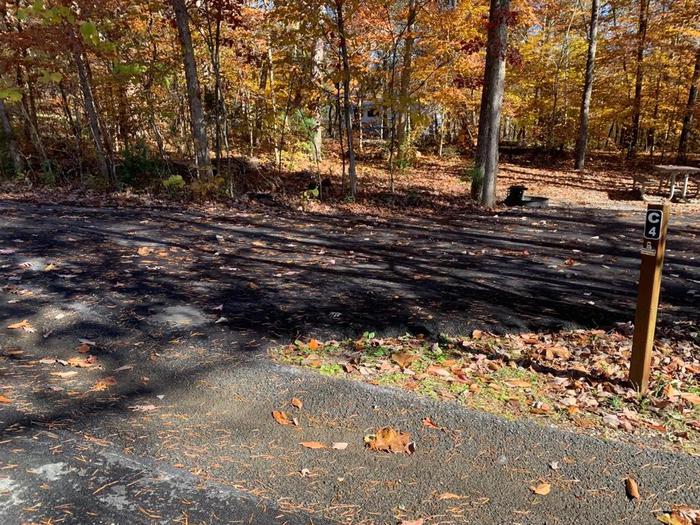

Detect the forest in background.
xmin=0 ymin=0 xmax=698 ymax=204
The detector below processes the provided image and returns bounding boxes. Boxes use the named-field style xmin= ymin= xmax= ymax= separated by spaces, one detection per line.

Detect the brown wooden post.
xmin=629 ymin=202 xmax=670 ymax=392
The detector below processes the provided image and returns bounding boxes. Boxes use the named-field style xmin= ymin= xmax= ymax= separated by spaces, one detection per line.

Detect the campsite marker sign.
xmin=629 ymin=202 xmax=670 ymax=393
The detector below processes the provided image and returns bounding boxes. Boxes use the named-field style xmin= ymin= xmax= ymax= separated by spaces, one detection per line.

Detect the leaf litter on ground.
xmin=272 ymin=324 xmax=700 ymax=454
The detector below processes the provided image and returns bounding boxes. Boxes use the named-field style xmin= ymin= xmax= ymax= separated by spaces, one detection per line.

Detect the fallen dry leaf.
xmin=307 ymin=339 xmax=321 ymax=351
xmin=422 ymin=417 xmax=441 ymax=430
xmin=77 ymin=343 xmax=91 ymax=354
xmin=67 ymin=355 xmax=98 ymax=368
xmin=471 ymin=329 xmax=483 ymax=340
xmin=7 ymin=319 xmax=35 ymax=332
xmin=391 ymin=351 xmax=418 ymax=369
xmin=656 ymin=506 xmax=700 ymax=525
xmin=272 ymin=410 xmax=292 ymax=426
xmin=520 ymin=333 xmax=539 ymax=344
xmin=436 ymin=492 xmax=463 ymax=500
xmin=90 ymin=377 xmax=117 ymax=392
xmin=545 ymin=345 xmax=570 ymax=360
xmin=530 ymin=482 xmax=551 ymax=496
xmin=129 ymin=404 xmax=158 ymax=412
xmin=680 ymin=392 xmax=700 ymax=406
xmin=625 ymin=477 xmax=641 ymax=500
xmin=365 ymin=427 xmax=414 ymax=454
xmin=331 ymin=442 xmax=349 ymax=450
xmin=50 ymin=371 xmax=78 ymax=379
xmin=0 ymin=395 xmax=11 ymax=404
xmin=398 ymin=519 xmax=424 ymax=525
xmin=137 ymin=246 xmax=152 ymax=256
xmin=300 ymin=441 xmax=326 ymax=449
xmin=291 ymin=397 xmax=303 ymax=409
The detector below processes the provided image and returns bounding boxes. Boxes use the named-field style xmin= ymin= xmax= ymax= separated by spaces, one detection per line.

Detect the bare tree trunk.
xmin=474 ymin=0 xmax=509 ymax=207
xmin=336 ymin=0 xmax=357 ymax=199
xmin=678 ymin=48 xmax=700 ymax=162
xmin=311 ymin=32 xmax=324 ymax=163
xmin=395 ymin=0 xmax=417 ymax=164
xmin=71 ymin=34 xmax=115 ymax=187
xmin=59 ymin=81 xmax=84 ymax=180
xmin=0 ymin=99 xmax=22 ymax=175
xmin=627 ymin=0 xmax=649 ymax=159
xmin=171 ymin=0 xmax=213 ymax=178
xmin=574 ymin=0 xmax=599 ymax=170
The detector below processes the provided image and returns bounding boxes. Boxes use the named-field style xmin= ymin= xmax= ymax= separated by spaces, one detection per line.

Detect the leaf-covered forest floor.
xmin=0 ymin=155 xmax=699 ymax=523
xmin=2 ymin=145 xmax=699 ymax=217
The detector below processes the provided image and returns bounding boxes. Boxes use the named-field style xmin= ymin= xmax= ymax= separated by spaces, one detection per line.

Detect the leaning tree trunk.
xmin=474 ymin=0 xmax=509 ymax=207
xmin=574 ymin=0 xmax=599 ymax=170
xmin=171 ymin=0 xmax=213 ymax=178
xmin=678 ymin=48 xmax=700 ymax=162
xmin=627 ymin=0 xmax=649 ymax=159
xmin=0 ymin=99 xmax=23 ymax=175
xmin=336 ymin=0 xmax=357 ymax=199
xmin=71 ymin=35 xmax=115 ymax=187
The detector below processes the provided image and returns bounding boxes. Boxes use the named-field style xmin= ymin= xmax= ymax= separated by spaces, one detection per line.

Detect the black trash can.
xmin=505 ymin=185 xmax=527 ymax=206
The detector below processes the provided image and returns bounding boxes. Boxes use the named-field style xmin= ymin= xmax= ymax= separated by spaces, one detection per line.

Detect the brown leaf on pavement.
xmin=530 ymin=482 xmax=551 ymax=495
xmin=398 ymin=519 xmax=424 ymax=525
xmin=50 ymin=371 xmax=78 ymax=379
xmin=272 ymin=410 xmax=292 ymax=426
xmin=307 ymin=339 xmax=321 ymax=351
xmin=0 ymin=395 xmax=11 ymax=404
xmin=67 ymin=355 xmax=98 ymax=368
xmin=300 ymin=441 xmax=326 ymax=449
xmin=137 ymin=246 xmax=152 ymax=256
xmin=77 ymin=343 xmax=91 ymax=354
xmin=129 ymin=404 xmax=158 ymax=412
xmin=291 ymin=397 xmax=303 ymax=409
xmin=625 ymin=477 xmax=641 ymax=500
xmin=365 ymin=427 xmax=414 ymax=454
xmin=7 ymin=319 xmax=35 ymax=332
xmin=656 ymin=505 xmax=700 ymax=525
xmin=422 ymin=417 xmax=441 ymax=430
xmin=436 ymin=492 xmax=463 ymax=500
xmin=90 ymin=377 xmax=117 ymax=392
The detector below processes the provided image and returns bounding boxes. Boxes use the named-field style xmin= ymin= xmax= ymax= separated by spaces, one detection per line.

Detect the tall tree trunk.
xmin=59 ymin=81 xmax=84 ymax=180
xmin=171 ymin=0 xmax=213 ymax=178
xmin=0 ymin=99 xmax=23 ymax=175
xmin=627 ymin=0 xmax=649 ymax=159
xmin=336 ymin=0 xmax=357 ymax=199
xmin=678 ymin=48 xmax=700 ymax=162
xmin=311 ymin=31 xmax=324 ymax=163
xmin=71 ymin=34 xmax=115 ymax=186
xmin=396 ymin=0 xmax=417 ymax=163
xmin=574 ymin=0 xmax=599 ymax=170
xmin=474 ymin=0 xmax=509 ymax=207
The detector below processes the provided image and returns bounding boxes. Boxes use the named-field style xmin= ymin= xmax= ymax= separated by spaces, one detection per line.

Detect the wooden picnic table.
xmin=654 ymin=165 xmax=700 ymax=200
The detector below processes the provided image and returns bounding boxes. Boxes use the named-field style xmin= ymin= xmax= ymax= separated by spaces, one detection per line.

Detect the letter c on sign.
xmin=648 ymin=211 xmax=661 ymax=224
